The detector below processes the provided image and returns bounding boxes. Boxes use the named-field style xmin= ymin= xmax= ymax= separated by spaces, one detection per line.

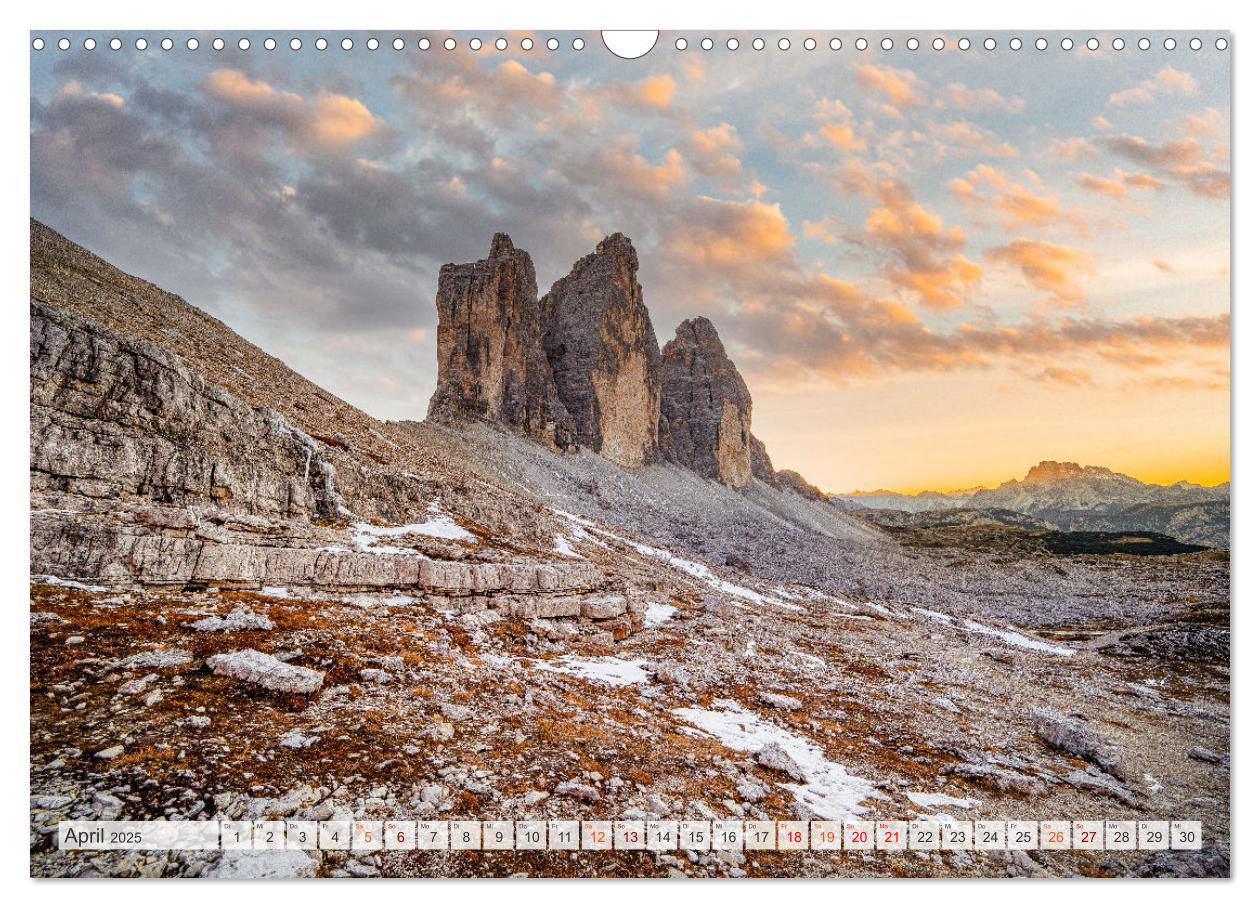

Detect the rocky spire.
xmin=540 ymin=234 xmax=662 ymax=467
xmin=659 ymin=316 xmax=754 ymax=488
xmin=426 ymin=234 xmax=576 ymax=451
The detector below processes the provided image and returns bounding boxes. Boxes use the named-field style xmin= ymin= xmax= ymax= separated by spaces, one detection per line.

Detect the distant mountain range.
xmin=833 ymin=461 xmax=1230 ymax=548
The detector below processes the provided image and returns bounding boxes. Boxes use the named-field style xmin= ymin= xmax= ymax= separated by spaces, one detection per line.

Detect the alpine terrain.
xmin=29 ymin=221 xmax=1229 ymax=879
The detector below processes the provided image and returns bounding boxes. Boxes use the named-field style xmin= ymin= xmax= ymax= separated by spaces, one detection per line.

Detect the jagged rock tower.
xmin=426 ymin=233 xmax=827 ymax=498
xmin=427 ymin=234 xmax=576 ymax=451
xmin=541 ymin=234 xmax=662 ymax=468
xmin=659 ymin=316 xmax=756 ymax=489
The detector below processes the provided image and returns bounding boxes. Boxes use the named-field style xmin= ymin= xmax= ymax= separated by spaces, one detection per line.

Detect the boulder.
xmin=206 ymin=648 xmax=324 ymax=694
xmin=1033 ymin=708 xmax=1118 ymax=774
xmin=756 ymin=741 xmax=806 ymax=781
xmin=758 ymin=691 xmax=803 ymax=710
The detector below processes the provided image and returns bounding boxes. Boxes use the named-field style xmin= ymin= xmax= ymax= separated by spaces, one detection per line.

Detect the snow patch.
xmin=674 ymin=700 xmax=880 ymax=819
xmin=350 ymin=501 xmax=475 ymax=552
xmin=961 ymin=619 xmax=1074 ymax=656
xmin=600 ymin=531 xmax=804 ymax=611
xmin=553 ymin=534 xmax=582 ymax=559
xmin=204 ymin=850 xmax=316 ymax=879
xmin=643 ymin=602 xmax=677 ymax=628
xmin=535 ymin=656 xmax=649 ymax=686
xmin=33 ymin=575 xmax=108 ymax=593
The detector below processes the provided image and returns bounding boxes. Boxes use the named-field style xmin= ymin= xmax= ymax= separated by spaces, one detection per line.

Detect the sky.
xmin=29 ymin=31 xmax=1231 ymax=493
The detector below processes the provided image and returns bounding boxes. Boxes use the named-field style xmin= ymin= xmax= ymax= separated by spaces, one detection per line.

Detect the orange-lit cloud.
xmin=638 ymin=74 xmax=677 ymax=109
xmin=1076 ymin=169 xmax=1165 ymax=199
xmin=854 ymin=63 xmax=925 ymax=108
xmin=589 ymin=144 xmax=685 ymax=200
xmin=937 ymin=82 xmax=1025 ymax=113
xmin=987 ymin=239 xmax=1095 ymax=306
xmin=684 ymin=123 xmax=743 ymax=178
xmin=1103 ymin=134 xmax=1230 ymax=199
xmin=951 ymin=165 xmax=1073 ymax=226
xmin=661 ymin=196 xmax=796 ymax=272
xmin=1034 ymin=365 xmax=1093 ymax=386
xmin=811 ymin=97 xmax=869 ymax=152
xmin=1048 ymin=136 xmax=1096 ymax=161
xmin=1109 ymin=67 xmax=1199 ymax=106
xmin=1182 ymin=109 xmax=1225 ymax=138
xmin=56 ymin=80 xmax=125 ymax=108
xmin=203 ymin=68 xmax=382 ymax=152
xmin=864 ymin=196 xmax=983 ymax=310
xmin=926 ymin=121 xmax=1017 ymax=159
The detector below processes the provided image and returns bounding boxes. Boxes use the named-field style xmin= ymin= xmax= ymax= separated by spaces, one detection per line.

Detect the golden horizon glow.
xmin=752 ymin=366 xmax=1230 ymax=497
xmin=841 ymin=462 xmax=1231 ymax=498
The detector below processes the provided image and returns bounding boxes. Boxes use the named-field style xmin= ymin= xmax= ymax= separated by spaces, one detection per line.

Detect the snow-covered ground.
xmin=674 ymin=700 xmax=881 ymax=820
xmin=534 ymin=656 xmax=650 ymax=686
xmin=643 ymin=602 xmax=677 ymax=628
xmin=349 ymin=501 xmax=476 ymax=552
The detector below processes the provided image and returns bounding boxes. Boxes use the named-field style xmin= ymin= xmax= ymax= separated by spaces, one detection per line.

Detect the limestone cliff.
xmin=541 ymin=234 xmax=662 ymax=467
xmin=427 ymin=234 xmax=575 ymax=451
xmin=659 ymin=317 xmax=755 ymax=488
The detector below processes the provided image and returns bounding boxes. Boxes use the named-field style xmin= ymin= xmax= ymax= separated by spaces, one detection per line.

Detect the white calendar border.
xmin=7 ymin=0 xmax=1249 ymax=904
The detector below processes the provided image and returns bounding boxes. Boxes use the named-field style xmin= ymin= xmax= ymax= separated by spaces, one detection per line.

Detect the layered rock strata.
xmin=30 ymin=298 xmax=634 ymax=640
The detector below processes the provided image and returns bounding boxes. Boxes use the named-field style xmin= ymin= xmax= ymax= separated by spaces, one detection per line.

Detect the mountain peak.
xmin=1021 ymin=461 xmax=1119 ymax=483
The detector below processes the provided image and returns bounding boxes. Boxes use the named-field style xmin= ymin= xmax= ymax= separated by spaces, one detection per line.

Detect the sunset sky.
xmin=29 ymin=31 xmax=1231 ymax=493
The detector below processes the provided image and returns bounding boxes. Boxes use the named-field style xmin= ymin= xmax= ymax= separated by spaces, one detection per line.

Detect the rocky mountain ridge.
xmin=429 ymin=233 xmax=814 ymax=496
xmin=834 ymin=461 xmax=1230 ymax=548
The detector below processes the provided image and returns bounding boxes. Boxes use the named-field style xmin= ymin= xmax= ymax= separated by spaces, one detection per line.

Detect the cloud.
xmin=810 ymin=96 xmax=868 ymax=152
xmin=1103 ymin=134 xmax=1230 ymax=199
xmin=680 ymin=55 xmax=706 ymax=83
xmin=1076 ymin=169 xmax=1166 ymax=199
xmin=1109 ymin=67 xmax=1199 ymax=106
xmin=1182 ymin=108 xmax=1225 ymax=138
xmin=802 ymin=215 xmax=844 ymax=246
xmin=950 ymin=165 xmax=1073 ymax=226
xmin=862 ymin=185 xmax=983 ymax=310
xmin=986 ymin=239 xmax=1095 ymax=306
xmin=596 ymin=73 xmax=679 ymax=113
xmin=638 ymin=74 xmax=677 ymax=109
xmin=577 ymin=144 xmax=686 ymax=201
xmin=853 ymin=63 xmax=924 ymax=108
xmin=658 ymin=196 xmax=796 ymax=278
xmin=937 ymin=82 xmax=1025 ymax=114
xmin=1034 ymin=366 xmax=1092 ymax=386
xmin=925 ymin=120 xmax=1017 ymax=159
xmin=684 ymin=123 xmax=743 ymax=178
xmin=202 ymin=69 xmax=382 ymax=153
xmin=56 ymin=79 xmax=124 ymax=108
xmin=1048 ymin=136 xmax=1096 ymax=161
